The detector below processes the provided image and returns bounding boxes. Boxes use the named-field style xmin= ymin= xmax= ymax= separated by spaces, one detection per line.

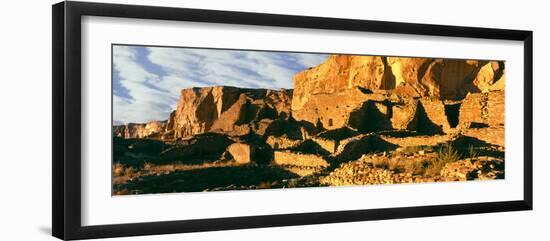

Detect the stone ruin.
xmin=113 ymin=54 xmax=505 ymax=177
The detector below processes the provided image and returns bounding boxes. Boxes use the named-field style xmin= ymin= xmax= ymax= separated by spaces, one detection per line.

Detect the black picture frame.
xmin=52 ymin=1 xmax=533 ymax=240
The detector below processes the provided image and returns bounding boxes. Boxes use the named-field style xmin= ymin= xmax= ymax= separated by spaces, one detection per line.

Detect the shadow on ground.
xmin=114 ymin=165 xmax=299 ymax=194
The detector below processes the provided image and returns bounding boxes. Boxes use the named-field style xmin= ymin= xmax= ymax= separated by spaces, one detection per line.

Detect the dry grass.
xmin=123 ymin=166 xmax=137 ymax=177
xmin=437 ymin=143 xmax=461 ymax=163
xmin=404 ymin=160 xmax=427 ymax=175
xmin=113 ymin=163 xmax=125 ymax=177
xmin=468 ymin=145 xmax=479 ymax=160
xmin=359 ymin=142 xmax=462 ymax=177
xmin=424 ymin=143 xmax=461 ymax=177
xmin=112 ymin=160 xmax=246 ymax=185
xmin=362 ymin=155 xmax=427 ymax=175
xmin=258 ymin=181 xmax=272 ymax=189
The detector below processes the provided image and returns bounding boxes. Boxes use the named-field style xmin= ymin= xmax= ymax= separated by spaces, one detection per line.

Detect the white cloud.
xmin=113 ymin=46 xmax=174 ymax=124
xmin=113 ymin=45 xmax=328 ymax=124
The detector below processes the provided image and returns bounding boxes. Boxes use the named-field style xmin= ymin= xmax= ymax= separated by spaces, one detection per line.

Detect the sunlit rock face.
xmin=112 ymin=53 xmax=508 ymax=194
xmin=115 ymin=54 xmax=505 ymax=139
xmin=292 ymin=55 xmax=504 ymax=108
xmin=168 ymin=86 xmax=293 ymax=139
xmin=113 ymin=121 xmax=166 ymax=139
xmin=290 ymin=54 xmax=505 ymax=132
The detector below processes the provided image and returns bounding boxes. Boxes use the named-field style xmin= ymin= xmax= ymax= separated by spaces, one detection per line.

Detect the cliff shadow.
xmin=348 ymin=101 xmax=393 ymax=133
xmin=158 ymin=133 xmax=234 ymax=165
xmin=287 ymin=139 xmax=332 ymax=156
xmin=444 ymin=103 xmax=461 ymax=128
xmin=263 ymin=117 xmax=319 ymax=140
xmin=334 ymin=135 xmax=399 ymax=163
xmin=381 ymin=58 xmax=397 ymax=90
xmin=114 ymin=165 xmax=299 ymax=194
xmin=238 ymin=133 xmax=274 ymax=165
xmin=415 ymin=102 xmax=444 ymax=135
xmin=446 ymin=135 xmax=504 ymax=159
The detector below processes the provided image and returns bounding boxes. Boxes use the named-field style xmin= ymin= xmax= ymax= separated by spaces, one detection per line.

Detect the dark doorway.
xmin=444 ymin=103 xmax=461 ymax=128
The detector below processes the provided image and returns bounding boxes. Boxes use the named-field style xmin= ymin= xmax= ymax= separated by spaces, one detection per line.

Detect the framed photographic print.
xmin=52 ymin=1 xmax=533 ymax=240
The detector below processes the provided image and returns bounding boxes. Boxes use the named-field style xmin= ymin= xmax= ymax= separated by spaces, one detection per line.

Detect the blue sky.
xmin=112 ymin=45 xmax=329 ymax=124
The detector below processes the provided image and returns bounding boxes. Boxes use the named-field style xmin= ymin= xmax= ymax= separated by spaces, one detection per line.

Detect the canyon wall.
xmin=114 ymin=54 xmax=505 ymax=140
xmin=290 ymin=55 xmax=505 ymax=132
xmin=113 ymin=121 xmax=166 ymax=139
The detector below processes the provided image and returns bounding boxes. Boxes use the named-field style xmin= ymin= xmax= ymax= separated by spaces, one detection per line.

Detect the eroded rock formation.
xmin=288 ymin=55 xmax=505 ymax=135
xmin=167 ymin=86 xmax=292 ymax=138
xmin=292 ymin=55 xmax=504 ymax=112
xmin=114 ymin=121 xmax=167 ymax=139
xmin=113 ymin=54 xmax=506 ymax=193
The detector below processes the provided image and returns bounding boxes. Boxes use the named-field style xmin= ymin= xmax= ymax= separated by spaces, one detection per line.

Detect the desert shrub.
xmin=113 ymin=188 xmax=130 ymax=195
xmin=258 ymin=181 xmax=272 ymax=189
xmin=404 ymin=160 xmax=427 ymax=175
xmin=123 ymin=166 xmax=137 ymax=177
xmin=369 ymin=157 xmax=389 ymax=169
xmin=468 ymin=145 xmax=478 ymax=160
xmin=424 ymin=143 xmax=461 ymax=176
xmin=437 ymin=143 xmax=461 ymax=163
xmin=402 ymin=145 xmax=424 ymax=153
xmin=113 ymin=163 xmax=125 ymax=177
xmin=387 ymin=158 xmax=403 ymax=172
xmin=287 ymin=179 xmax=299 ymax=188
xmin=143 ymin=162 xmax=153 ymax=171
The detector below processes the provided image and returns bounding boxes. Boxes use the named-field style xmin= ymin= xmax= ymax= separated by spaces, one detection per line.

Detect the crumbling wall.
xmin=291 ymin=88 xmax=377 ymax=130
xmin=273 ymin=151 xmax=330 ymax=167
xmin=417 ymin=99 xmax=450 ymax=134
xmin=266 ymin=135 xmax=303 ymax=150
xmin=311 ymin=137 xmax=338 ymax=153
xmin=391 ymin=99 xmax=419 ymax=130
xmin=458 ymin=91 xmax=504 ymax=128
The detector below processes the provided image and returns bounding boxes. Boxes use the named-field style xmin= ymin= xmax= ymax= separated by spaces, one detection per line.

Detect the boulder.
xmin=227 ymin=143 xmax=252 ymax=164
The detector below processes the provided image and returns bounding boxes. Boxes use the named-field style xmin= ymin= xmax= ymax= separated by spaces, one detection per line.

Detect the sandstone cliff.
xmin=114 ymin=55 xmax=505 ymax=140
xmin=113 ymin=121 xmax=167 ymax=139
xmin=292 ymin=55 xmax=504 ymax=112
xmin=113 ymin=54 xmax=507 ymax=194
xmin=169 ymin=86 xmax=292 ymax=138
xmin=290 ymin=55 xmax=505 ymax=132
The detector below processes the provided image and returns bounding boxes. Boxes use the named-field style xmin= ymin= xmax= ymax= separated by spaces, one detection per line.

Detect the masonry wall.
xmin=458 ymin=91 xmax=505 ymax=128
